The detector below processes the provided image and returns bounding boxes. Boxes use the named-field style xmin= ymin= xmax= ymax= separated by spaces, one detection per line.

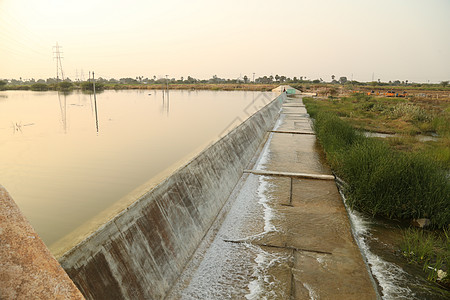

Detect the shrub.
xmin=390 ymin=103 xmax=434 ymax=122
xmin=81 ymin=81 xmax=105 ymax=91
xmin=0 ymin=80 xmax=6 ymax=90
xmin=31 ymin=83 xmax=49 ymax=91
xmin=58 ymin=81 xmax=73 ymax=91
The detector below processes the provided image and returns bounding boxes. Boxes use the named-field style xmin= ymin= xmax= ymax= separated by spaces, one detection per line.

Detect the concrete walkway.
xmin=169 ymin=96 xmax=377 ymax=299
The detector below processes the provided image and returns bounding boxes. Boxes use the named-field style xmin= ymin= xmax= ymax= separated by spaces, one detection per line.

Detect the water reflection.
xmin=57 ymin=92 xmax=67 ymax=132
xmin=93 ymin=90 xmax=99 ymax=133
xmin=0 ymin=89 xmax=276 ymax=250
xmin=161 ymin=89 xmax=170 ymax=116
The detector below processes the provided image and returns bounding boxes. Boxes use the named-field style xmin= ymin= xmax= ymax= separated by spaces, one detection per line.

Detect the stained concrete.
xmin=58 ymin=94 xmax=285 ymax=299
xmin=0 ymin=186 xmax=84 ymax=300
xmin=169 ymin=95 xmax=377 ymax=299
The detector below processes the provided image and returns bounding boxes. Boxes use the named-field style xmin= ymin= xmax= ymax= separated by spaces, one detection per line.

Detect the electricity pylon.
xmin=53 ymin=42 xmax=65 ymax=82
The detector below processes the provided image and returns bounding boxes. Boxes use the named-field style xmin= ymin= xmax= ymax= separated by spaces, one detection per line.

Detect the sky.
xmin=0 ymin=0 xmax=449 ymax=83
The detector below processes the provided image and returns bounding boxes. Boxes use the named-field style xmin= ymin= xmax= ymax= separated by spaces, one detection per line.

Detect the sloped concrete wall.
xmin=59 ymin=94 xmax=284 ymax=299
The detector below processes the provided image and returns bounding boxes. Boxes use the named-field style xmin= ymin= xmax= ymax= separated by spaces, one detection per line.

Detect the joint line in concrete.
xmin=289 ymin=248 xmax=296 ymax=299
xmin=289 ymin=177 xmax=293 ymax=206
xmin=270 ymin=130 xmax=315 ymax=135
xmin=281 ymin=113 xmax=309 ymax=115
xmin=244 ymin=169 xmax=335 ymax=181
xmin=223 ymin=239 xmax=332 ymax=255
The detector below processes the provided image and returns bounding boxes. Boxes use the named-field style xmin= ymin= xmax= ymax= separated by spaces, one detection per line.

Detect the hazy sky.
xmin=1 ymin=0 xmax=449 ymax=82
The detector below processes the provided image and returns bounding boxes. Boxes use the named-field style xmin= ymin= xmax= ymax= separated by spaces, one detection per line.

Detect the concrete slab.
xmin=169 ymin=96 xmax=377 ymax=299
xmin=262 ymin=133 xmax=332 ymax=175
xmin=276 ymin=114 xmax=313 ymax=133
xmin=282 ymin=106 xmax=308 ymax=114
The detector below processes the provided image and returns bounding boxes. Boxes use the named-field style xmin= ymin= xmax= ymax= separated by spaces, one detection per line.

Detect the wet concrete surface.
xmin=169 ymin=96 xmax=377 ymax=299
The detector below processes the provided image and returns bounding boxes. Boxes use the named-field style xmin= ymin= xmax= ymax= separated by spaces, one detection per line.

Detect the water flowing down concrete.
xmin=168 ymin=96 xmax=378 ymax=299
xmin=57 ymin=94 xmax=285 ymax=299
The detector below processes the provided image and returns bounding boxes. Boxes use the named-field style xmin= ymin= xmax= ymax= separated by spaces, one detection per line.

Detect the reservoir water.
xmin=0 ymin=89 xmax=275 ymax=251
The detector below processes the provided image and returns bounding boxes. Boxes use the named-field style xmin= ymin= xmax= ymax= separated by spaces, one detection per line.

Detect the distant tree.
xmin=186 ymin=76 xmax=197 ymax=83
xmin=31 ymin=83 xmax=49 ymax=91
xmin=339 ymin=76 xmax=348 ymax=84
xmin=331 ymin=75 xmax=335 ymax=81
xmin=120 ymin=78 xmax=139 ymax=84
xmin=37 ymin=79 xmax=46 ymax=84
xmin=279 ymin=75 xmax=286 ymax=83
xmin=10 ymin=79 xmax=22 ymax=85
xmin=58 ymin=81 xmax=73 ymax=91
xmin=81 ymin=81 xmax=105 ymax=91
xmin=0 ymin=80 xmax=6 ymax=87
xmin=312 ymin=79 xmax=320 ymax=84
xmin=441 ymin=81 xmax=449 ymax=87
xmin=269 ymin=75 xmax=274 ymax=82
xmin=210 ymin=75 xmax=219 ymax=83
xmin=243 ymin=75 xmax=248 ymax=83
xmin=275 ymin=74 xmax=280 ymax=82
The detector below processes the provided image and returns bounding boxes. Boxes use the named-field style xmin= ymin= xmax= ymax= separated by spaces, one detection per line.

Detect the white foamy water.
xmin=256 ymin=176 xmax=277 ymax=233
xmin=303 ymin=283 xmax=319 ymax=300
xmin=245 ymin=246 xmax=288 ymax=300
xmin=245 ymin=127 xmax=283 ymax=298
xmin=339 ymin=190 xmax=416 ymax=299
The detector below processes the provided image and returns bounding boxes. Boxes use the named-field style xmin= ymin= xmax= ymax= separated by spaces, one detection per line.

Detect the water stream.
xmin=340 ymin=190 xmax=450 ymax=299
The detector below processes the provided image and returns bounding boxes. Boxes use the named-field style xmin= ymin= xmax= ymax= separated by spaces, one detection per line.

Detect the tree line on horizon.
xmin=0 ymin=75 xmax=448 ymax=91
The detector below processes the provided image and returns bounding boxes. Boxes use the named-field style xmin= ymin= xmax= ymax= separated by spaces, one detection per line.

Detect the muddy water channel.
xmin=342 ymin=193 xmax=450 ymax=299
xmin=0 ymin=89 xmax=275 ymax=250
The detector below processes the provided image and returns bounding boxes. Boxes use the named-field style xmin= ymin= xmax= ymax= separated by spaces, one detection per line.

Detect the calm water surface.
xmin=0 ymin=89 xmax=275 ymax=250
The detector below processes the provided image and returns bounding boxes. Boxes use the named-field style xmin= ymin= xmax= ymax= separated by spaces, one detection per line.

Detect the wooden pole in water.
xmin=93 ymin=71 xmax=99 ymax=133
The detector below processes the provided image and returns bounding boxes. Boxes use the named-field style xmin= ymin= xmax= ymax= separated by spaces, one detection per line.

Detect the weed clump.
xmin=401 ymin=228 xmax=450 ymax=286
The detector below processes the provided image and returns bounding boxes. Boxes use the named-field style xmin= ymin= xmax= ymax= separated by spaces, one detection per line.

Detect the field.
xmin=304 ymin=91 xmax=450 ymax=169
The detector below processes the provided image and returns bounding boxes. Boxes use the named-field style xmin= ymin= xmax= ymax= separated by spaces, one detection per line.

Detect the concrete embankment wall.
xmin=59 ymin=94 xmax=284 ymax=299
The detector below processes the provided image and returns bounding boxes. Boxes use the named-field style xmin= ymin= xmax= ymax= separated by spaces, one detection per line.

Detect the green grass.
xmin=304 ymin=106 xmax=450 ymax=228
xmin=401 ymin=228 xmax=450 ymax=284
xmin=305 ymin=94 xmax=450 ymax=171
xmin=305 ymin=96 xmax=450 ymax=289
xmin=304 ymin=94 xmax=448 ymax=135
